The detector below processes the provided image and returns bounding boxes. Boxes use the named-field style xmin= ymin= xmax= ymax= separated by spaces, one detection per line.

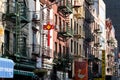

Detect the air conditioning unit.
xmin=32 ymin=13 xmax=40 ymax=21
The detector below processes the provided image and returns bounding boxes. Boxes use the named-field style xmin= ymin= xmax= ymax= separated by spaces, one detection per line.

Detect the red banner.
xmin=74 ymin=61 xmax=88 ymax=80
xmin=43 ymin=22 xmax=54 ymax=46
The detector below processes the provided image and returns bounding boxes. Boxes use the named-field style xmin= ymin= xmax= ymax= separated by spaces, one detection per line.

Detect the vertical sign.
xmin=94 ymin=50 xmax=105 ymax=80
xmin=102 ymin=50 xmax=105 ymax=80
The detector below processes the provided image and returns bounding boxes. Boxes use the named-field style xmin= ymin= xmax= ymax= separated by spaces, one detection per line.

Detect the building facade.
xmin=105 ymin=18 xmax=118 ymax=80
xmin=72 ymin=0 xmax=87 ymax=80
xmin=104 ymin=0 xmax=120 ymax=52
xmin=0 ymin=0 xmax=118 ymax=80
xmin=0 ymin=0 xmax=42 ymax=80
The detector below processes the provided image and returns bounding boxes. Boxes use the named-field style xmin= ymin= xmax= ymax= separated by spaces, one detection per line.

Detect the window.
xmin=32 ymin=30 xmax=37 ymax=52
xmin=5 ymin=30 xmax=10 ymax=55
xmin=13 ymin=33 xmax=27 ymax=57
xmin=63 ymin=20 xmax=66 ymax=31
xmin=59 ymin=17 xmax=61 ymax=31
xmin=77 ymin=43 xmax=78 ymax=55
xmin=41 ymin=5 xmax=44 ymax=19
xmin=71 ymin=19 xmax=72 ymax=31
xmin=119 ymin=65 xmax=120 ymax=69
xmin=79 ymin=45 xmax=81 ymax=56
xmin=71 ymin=40 xmax=73 ymax=52
xmin=79 ymin=26 xmax=81 ymax=35
xmin=55 ymin=14 xmax=57 ymax=25
xmin=21 ymin=37 xmax=27 ymax=56
xmin=59 ymin=44 xmax=62 ymax=57
xmin=47 ymin=9 xmax=50 ymax=20
xmin=77 ymin=23 xmax=78 ymax=34
xmin=61 ymin=20 xmax=63 ymax=31
xmin=63 ymin=46 xmax=65 ymax=54
xmin=7 ymin=0 xmax=16 ymax=13
xmin=74 ymin=21 xmax=76 ymax=34
xmin=54 ymin=42 xmax=57 ymax=57
xmin=74 ymin=41 xmax=76 ymax=54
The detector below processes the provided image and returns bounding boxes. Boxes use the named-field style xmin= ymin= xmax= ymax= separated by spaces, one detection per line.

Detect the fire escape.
xmin=54 ymin=0 xmax=73 ymax=79
xmin=73 ymin=0 xmax=85 ymax=39
xmin=4 ymin=0 xmax=37 ymax=77
xmin=85 ymin=0 xmax=94 ymax=5
xmin=57 ymin=0 xmax=73 ymax=39
xmin=84 ymin=0 xmax=94 ymax=53
xmin=5 ymin=0 xmax=29 ymax=56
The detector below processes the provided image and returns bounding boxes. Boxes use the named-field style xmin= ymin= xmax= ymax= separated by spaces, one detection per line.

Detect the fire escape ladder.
xmin=15 ymin=1 xmax=26 ymax=56
xmin=19 ymin=1 xmax=29 ymax=28
xmin=65 ymin=16 xmax=70 ymax=27
xmin=66 ymin=17 xmax=73 ymax=37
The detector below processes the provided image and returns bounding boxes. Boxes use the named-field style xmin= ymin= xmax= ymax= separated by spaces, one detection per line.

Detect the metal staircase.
xmin=14 ymin=1 xmax=27 ymax=56
xmin=4 ymin=0 xmax=29 ymax=56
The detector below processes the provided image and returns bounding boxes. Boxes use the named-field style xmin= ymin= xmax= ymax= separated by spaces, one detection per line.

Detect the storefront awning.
xmin=0 ymin=58 xmax=14 ymax=78
xmin=14 ymin=69 xmax=36 ymax=77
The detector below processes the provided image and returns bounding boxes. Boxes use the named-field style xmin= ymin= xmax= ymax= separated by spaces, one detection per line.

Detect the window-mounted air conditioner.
xmin=32 ymin=13 xmax=40 ymax=21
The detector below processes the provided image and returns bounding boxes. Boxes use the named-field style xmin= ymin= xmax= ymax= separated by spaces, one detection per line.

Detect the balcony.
xmin=88 ymin=54 xmax=95 ymax=62
xmin=73 ymin=0 xmax=84 ymax=7
xmin=85 ymin=7 xmax=94 ymax=23
xmin=85 ymin=14 xmax=94 ymax=23
xmin=85 ymin=33 xmax=94 ymax=42
xmin=5 ymin=1 xmax=29 ymax=23
xmin=94 ymin=42 xmax=102 ymax=47
xmin=74 ymin=34 xmax=82 ymax=39
xmin=107 ymin=39 xmax=114 ymax=44
xmin=58 ymin=0 xmax=72 ymax=16
xmin=107 ymin=53 xmax=114 ymax=57
xmin=73 ymin=31 xmax=85 ymax=39
xmin=94 ymin=29 xmax=102 ymax=35
xmin=58 ymin=26 xmax=73 ymax=38
xmin=86 ymin=0 xmax=94 ymax=5
xmin=73 ymin=6 xmax=85 ymax=19
xmin=106 ymin=67 xmax=113 ymax=75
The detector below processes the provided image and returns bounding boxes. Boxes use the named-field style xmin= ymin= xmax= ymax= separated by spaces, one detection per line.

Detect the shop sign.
xmin=74 ymin=61 xmax=88 ymax=80
xmin=0 ymin=58 xmax=14 ymax=78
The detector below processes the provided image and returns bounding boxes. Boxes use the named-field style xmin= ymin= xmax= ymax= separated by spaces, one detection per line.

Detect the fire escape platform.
xmin=5 ymin=13 xmax=30 ymax=23
xmin=58 ymin=6 xmax=72 ymax=14
xmin=58 ymin=31 xmax=73 ymax=38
